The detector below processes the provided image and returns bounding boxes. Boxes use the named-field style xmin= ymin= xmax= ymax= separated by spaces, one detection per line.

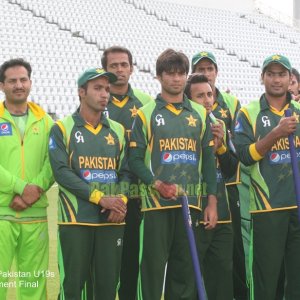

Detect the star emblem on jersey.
xmin=186 ymin=114 xmax=197 ymax=127
xmin=32 ymin=127 xmax=39 ymax=134
xmin=272 ymin=55 xmax=281 ymax=61
xmin=219 ymin=108 xmax=228 ymax=118
xmin=130 ymin=105 xmax=138 ymax=118
xmin=169 ymin=175 xmax=177 ymax=181
xmin=105 ymin=133 xmax=115 ymax=145
xmin=278 ymin=173 xmax=285 ymax=182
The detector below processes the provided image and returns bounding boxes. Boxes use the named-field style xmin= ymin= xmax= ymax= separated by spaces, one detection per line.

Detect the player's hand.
xmin=273 ymin=116 xmax=297 ymax=138
xmin=9 ymin=195 xmax=28 ymax=211
xmin=203 ymin=194 xmax=218 ymax=230
xmin=211 ymin=121 xmax=224 ymax=151
xmin=99 ymin=196 xmax=127 ymax=215
xmin=294 ymin=95 xmax=300 ymax=102
xmin=153 ymin=180 xmax=177 ymax=200
xmin=107 ymin=210 xmax=126 ymax=223
xmin=22 ymin=184 xmax=43 ymax=206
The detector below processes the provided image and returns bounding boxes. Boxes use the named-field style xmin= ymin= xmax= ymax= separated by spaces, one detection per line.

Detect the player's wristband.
xmin=89 ymin=189 xmax=105 ymax=205
xmin=216 ymin=144 xmax=227 ymax=155
xmin=117 ymin=194 xmax=128 ymax=204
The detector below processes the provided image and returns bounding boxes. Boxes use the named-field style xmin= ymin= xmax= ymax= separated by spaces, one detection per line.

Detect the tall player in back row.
xmin=101 ymin=46 xmax=153 ymax=300
xmin=191 ymin=51 xmax=247 ymax=300
xmin=234 ymin=54 xmax=300 ymax=300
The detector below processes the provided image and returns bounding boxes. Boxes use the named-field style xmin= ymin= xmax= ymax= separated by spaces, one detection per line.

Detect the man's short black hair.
xmin=0 ymin=58 xmax=32 ymax=82
xmin=101 ymin=46 xmax=133 ymax=70
xmin=156 ymin=49 xmax=189 ymax=77
xmin=184 ymin=73 xmax=211 ymax=99
xmin=292 ymin=67 xmax=300 ymax=83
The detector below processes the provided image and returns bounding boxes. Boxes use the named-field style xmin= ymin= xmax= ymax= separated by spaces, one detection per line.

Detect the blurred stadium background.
xmin=1 ymin=0 xmax=300 ymax=120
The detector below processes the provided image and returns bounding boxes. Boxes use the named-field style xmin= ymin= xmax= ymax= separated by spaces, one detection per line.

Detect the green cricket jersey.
xmin=201 ymin=119 xmax=238 ymax=222
xmin=234 ymin=94 xmax=300 ymax=212
xmin=213 ymin=89 xmax=241 ymax=185
xmin=0 ymin=101 xmax=54 ymax=221
xmin=49 ymin=111 xmax=128 ymax=225
xmin=129 ymin=94 xmax=216 ymax=211
xmin=105 ymin=85 xmax=153 ymax=139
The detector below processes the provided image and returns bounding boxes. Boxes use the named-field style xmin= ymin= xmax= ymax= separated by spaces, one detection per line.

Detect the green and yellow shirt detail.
xmin=130 ymin=94 xmax=211 ymax=212
xmin=49 ymin=112 xmax=127 ymax=225
xmin=0 ymin=101 xmax=54 ymax=222
xmin=201 ymin=119 xmax=234 ymax=223
xmin=234 ymin=94 xmax=300 ymax=213
xmin=213 ymin=89 xmax=241 ymax=184
xmin=105 ymin=85 xmax=153 ymax=140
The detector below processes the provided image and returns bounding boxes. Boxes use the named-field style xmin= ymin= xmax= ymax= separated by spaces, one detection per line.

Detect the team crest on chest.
xmin=130 ymin=105 xmax=138 ymax=118
xmin=105 ymin=133 xmax=115 ymax=145
xmin=186 ymin=114 xmax=197 ymax=127
xmin=219 ymin=108 xmax=228 ymax=118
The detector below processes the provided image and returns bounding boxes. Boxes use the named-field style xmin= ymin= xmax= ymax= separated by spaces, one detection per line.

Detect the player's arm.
xmin=234 ymin=109 xmax=259 ymax=166
xmin=217 ymin=130 xmax=238 ymax=179
xmin=29 ymin=115 xmax=55 ymax=193
xmin=115 ymin=126 xmax=131 ymax=196
xmin=201 ymin=118 xmax=218 ymax=229
xmin=230 ymin=97 xmax=241 ymax=135
xmin=0 ymin=163 xmax=27 ymax=196
xmin=234 ymin=109 xmax=296 ymax=165
xmin=128 ymin=111 xmax=154 ymax=185
xmin=255 ymin=115 xmax=296 ymax=156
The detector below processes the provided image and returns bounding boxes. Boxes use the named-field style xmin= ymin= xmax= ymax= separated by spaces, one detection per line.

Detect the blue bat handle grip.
xmin=284 ymin=108 xmax=300 ymax=222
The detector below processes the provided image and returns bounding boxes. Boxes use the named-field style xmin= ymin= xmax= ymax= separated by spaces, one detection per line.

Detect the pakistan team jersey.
xmin=49 ymin=112 xmax=127 ymax=225
xmin=201 ymin=119 xmax=238 ymax=222
xmin=234 ymin=94 xmax=300 ymax=212
xmin=104 ymin=85 xmax=152 ymax=139
xmin=130 ymin=94 xmax=213 ymax=211
xmin=213 ymin=89 xmax=241 ymax=185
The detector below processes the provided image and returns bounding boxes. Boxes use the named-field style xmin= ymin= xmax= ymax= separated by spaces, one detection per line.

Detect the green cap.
xmin=77 ymin=68 xmax=117 ymax=87
xmin=262 ymin=54 xmax=292 ymax=72
xmin=192 ymin=51 xmax=217 ymax=66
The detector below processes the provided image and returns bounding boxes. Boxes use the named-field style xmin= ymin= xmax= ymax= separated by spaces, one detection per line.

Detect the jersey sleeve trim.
xmin=249 ymin=143 xmax=264 ymax=161
xmin=216 ymin=144 xmax=227 ymax=155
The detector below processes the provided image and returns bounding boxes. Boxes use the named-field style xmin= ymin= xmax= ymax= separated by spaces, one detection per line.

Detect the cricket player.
xmin=129 ymin=49 xmax=217 ymax=300
xmin=49 ymin=68 xmax=128 ymax=299
xmin=234 ymin=54 xmax=300 ymax=300
xmin=185 ymin=73 xmax=238 ymax=300
xmin=191 ymin=51 xmax=247 ymax=300
xmin=101 ymin=46 xmax=153 ymax=300
xmin=0 ymin=58 xmax=54 ymax=300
